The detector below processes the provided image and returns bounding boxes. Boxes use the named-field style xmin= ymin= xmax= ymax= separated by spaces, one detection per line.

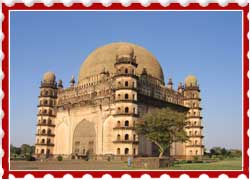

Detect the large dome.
xmin=78 ymin=42 xmax=164 ymax=83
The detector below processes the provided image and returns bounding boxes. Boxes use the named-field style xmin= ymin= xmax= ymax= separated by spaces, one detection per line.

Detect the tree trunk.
xmin=152 ymin=140 xmax=164 ymax=158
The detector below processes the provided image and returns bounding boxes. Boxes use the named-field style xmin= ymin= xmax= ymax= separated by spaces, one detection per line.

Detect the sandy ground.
xmin=10 ymin=159 xmax=132 ymax=170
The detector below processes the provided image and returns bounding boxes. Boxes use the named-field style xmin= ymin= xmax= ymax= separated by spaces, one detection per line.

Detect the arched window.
xmin=47 ymin=149 xmax=50 ymax=155
xmin=117 ymin=107 xmax=121 ymax=112
xmin=48 ymin=129 xmax=51 ymax=135
xmin=133 ymin=94 xmax=135 ymax=100
xmin=125 ymin=94 xmax=129 ymax=99
xmin=117 ymin=148 xmax=120 ymax=155
xmin=117 ymin=134 xmax=121 ymax=141
xmin=125 ymin=107 xmax=129 ymax=113
xmin=194 ymin=121 xmax=197 ymax=125
xmin=125 ymin=120 xmax=129 ymax=127
xmin=132 ymin=81 xmax=135 ymax=88
xmin=125 ymin=68 xmax=128 ymax=74
xmin=45 ymin=91 xmax=48 ymax=95
xmin=117 ymin=121 xmax=121 ymax=127
xmin=48 ymin=119 xmax=52 ymax=125
xmin=41 ymin=139 xmax=45 ymax=144
xmin=125 ymin=81 xmax=128 ymax=87
xmin=133 ymin=148 xmax=136 ymax=155
xmin=42 ymin=129 xmax=46 ymax=134
xmin=43 ymin=119 xmax=46 ymax=124
xmin=189 ymin=150 xmax=192 ymax=155
xmin=125 ymin=148 xmax=129 ymax=155
xmin=196 ymin=150 xmax=198 ymax=155
xmin=47 ymin=138 xmax=51 ymax=144
xmin=132 ymin=69 xmax=134 ymax=74
xmin=195 ymin=140 xmax=198 ymax=144
xmin=133 ymin=107 xmax=136 ymax=114
xmin=195 ymin=131 xmax=197 ymax=135
xmin=44 ymin=100 xmax=48 ymax=105
xmin=133 ymin=134 xmax=136 ymax=141
xmin=41 ymin=149 xmax=45 ymax=154
xmin=125 ymin=134 xmax=129 ymax=140
xmin=189 ymin=131 xmax=192 ymax=135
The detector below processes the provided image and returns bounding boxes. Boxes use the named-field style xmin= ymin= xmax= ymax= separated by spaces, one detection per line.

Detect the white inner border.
xmin=8 ymin=9 xmax=244 ymax=172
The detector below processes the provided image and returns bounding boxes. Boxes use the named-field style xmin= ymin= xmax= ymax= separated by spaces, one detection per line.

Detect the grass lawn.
xmin=10 ymin=158 xmax=242 ymax=170
xmin=165 ymin=158 xmax=242 ymax=170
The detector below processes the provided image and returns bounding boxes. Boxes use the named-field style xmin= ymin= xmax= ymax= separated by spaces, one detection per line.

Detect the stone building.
xmin=35 ymin=42 xmax=204 ymax=160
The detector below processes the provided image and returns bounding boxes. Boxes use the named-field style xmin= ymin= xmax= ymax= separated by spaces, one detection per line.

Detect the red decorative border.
xmin=2 ymin=3 xmax=249 ymax=179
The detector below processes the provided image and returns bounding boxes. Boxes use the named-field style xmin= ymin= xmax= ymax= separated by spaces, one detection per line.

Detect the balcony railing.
xmin=38 ymin=95 xmax=57 ymax=98
xmin=114 ymin=86 xmax=137 ymax=91
xmin=113 ymin=126 xmax=135 ymax=130
xmin=37 ymin=113 xmax=56 ymax=117
xmin=113 ymin=140 xmax=139 ymax=144
xmin=37 ymin=123 xmax=55 ymax=127
xmin=185 ymin=125 xmax=203 ymax=129
xmin=37 ymin=104 xmax=54 ymax=108
xmin=186 ymin=116 xmax=203 ymax=119
xmin=184 ymin=97 xmax=201 ymax=101
xmin=188 ymin=134 xmax=204 ymax=138
xmin=186 ymin=144 xmax=204 ymax=148
xmin=36 ymin=133 xmax=55 ymax=137
xmin=114 ymin=73 xmax=139 ymax=79
xmin=115 ymin=99 xmax=137 ymax=103
xmin=114 ymin=112 xmax=139 ymax=117
xmin=191 ymin=107 xmax=202 ymax=110
xmin=35 ymin=143 xmax=55 ymax=146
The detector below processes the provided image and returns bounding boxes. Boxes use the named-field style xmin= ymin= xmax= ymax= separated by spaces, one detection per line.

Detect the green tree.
xmin=10 ymin=144 xmax=21 ymax=156
xmin=210 ymin=147 xmax=222 ymax=157
xmin=221 ymin=148 xmax=227 ymax=156
xmin=21 ymin=144 xmax=32 ymax=155
xmin=135 ymin=108 xmax=188 ymax=158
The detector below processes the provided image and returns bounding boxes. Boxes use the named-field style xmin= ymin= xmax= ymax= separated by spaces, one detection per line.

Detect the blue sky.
xmin=10 ymin=11 xmax=242 ymax=150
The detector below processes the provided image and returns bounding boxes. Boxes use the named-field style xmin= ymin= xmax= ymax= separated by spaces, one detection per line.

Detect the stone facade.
xmin=35 ymin=42 xmax=204 ymax=160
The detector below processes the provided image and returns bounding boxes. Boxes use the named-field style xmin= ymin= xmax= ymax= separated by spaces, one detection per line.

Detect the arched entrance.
xmin=72 ymin=119 xmax=96 ymax=157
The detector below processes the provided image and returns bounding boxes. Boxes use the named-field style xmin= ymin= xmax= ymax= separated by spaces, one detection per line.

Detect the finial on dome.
xmin=58 ymin=79 xmax=63 ymax=89
xmin=70 ymin=75 xmax=75 ymax=87
xmin=178 ymin=82 xmax=183 ymax=93
xmin=167 ymin=78 xmax=173 ymax=90
xmin=142 ymin=67 xmax=148 ymax=75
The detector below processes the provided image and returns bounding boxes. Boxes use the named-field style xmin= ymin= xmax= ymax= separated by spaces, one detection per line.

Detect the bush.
xmin=107 ymin=156 xmax=111 ymax=162
xmin=25 ymin=154 xmax=36 ymax=161
xmin=187 ymin=160 xmax=192 ymax=163
xmin=193 ymin=156 xmax=199 ymax=161
xmin=57 ymin=155 xmax=63 ymax=161
xmin=217 ymin=155 xmax=224 ymax=160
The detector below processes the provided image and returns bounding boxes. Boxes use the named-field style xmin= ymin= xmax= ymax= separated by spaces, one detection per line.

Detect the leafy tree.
xmin=135 ymin=107 xmax=188 ymax=158
xmin=10 ymin=144 xmax=21 ymax=156
xmin=21 ymin=144 xmax=33 ymax=155
xmin=221 ymin=148 xmax=227 ymax=156
xmin=210 ymin=147 xmax=222 ymax=156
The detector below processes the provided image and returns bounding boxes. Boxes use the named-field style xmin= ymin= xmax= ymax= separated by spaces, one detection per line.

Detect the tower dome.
xmin=43 ymin=71 xmax=56 ymax=82
xmin=78 ymin=42 xmax=164 ymax=83
xmin=117 ymin=44 xmax=134 ymax=58
xmin=185 ymin=75 xmax=197 ymax=87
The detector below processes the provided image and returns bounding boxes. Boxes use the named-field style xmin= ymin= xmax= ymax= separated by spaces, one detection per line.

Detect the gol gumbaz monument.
xmin=34 ymin=42 xmax=204 ymax=163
